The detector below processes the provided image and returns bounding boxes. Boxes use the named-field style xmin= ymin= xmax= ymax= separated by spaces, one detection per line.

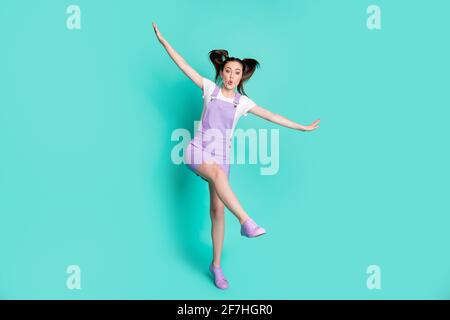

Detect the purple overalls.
xmin=184 ymin=85 xmax=241 ymax=181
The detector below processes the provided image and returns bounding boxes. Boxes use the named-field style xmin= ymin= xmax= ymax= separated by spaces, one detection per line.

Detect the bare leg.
xmin=195 ymin=162 xmax=250 ymax=224
xmin=208 ymin=182 xmax=225 ymax=267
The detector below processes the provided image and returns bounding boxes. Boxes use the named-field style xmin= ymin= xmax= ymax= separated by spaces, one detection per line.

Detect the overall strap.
xmin=210 ymin=85 xmax=220 ymax=100
xmin=233 ymin=92 xmax=241 ymax=108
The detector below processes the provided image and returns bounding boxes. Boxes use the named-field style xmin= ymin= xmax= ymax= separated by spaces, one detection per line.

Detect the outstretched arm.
xmin=152 ymin=22 xmax=203 ymax=88
xmin=249 ymin=105 xmax=320 ymax=132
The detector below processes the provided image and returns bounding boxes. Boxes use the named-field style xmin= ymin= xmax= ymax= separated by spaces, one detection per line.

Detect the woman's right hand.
xmin=152 ymin=22 xmax=165 ymax=44
xmin=151 ymin=21 xmax=203 ymax=88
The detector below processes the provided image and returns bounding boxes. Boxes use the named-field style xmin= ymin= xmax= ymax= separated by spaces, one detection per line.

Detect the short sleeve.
xmin=240 ymin=95 xmax=257 ymax=117
xmin=202 ymin=77 xmax=216 ymax=98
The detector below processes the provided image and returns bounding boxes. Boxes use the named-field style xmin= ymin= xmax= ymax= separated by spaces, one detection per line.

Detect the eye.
xmin=225 ymin=69 xmax=230 ymax=73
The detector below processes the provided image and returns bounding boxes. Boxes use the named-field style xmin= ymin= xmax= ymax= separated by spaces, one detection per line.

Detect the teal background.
xmin=1 ymin=0 xmax=449 ymax=299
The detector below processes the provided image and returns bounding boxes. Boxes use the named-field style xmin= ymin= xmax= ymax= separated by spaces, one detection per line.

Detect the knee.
xmin=210 ymin=207 xmax=225 ymax=222
xmin=209 ymin=165 xmax=226 ymax=183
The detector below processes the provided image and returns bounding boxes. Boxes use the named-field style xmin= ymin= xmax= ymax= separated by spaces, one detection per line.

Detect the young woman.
xmin=153 ymin=22 xmax=320 ymax=290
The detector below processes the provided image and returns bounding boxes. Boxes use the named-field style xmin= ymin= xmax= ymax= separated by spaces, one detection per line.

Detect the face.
xmin=220 ymin=61 xmax=243 ymax=90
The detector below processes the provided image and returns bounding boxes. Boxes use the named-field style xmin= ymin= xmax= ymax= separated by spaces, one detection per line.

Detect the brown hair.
xmin=209 ymin=49 xmax=259 ymax=96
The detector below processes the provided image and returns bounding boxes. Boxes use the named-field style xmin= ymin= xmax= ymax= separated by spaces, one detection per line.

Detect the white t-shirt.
xmin=201 ymin=77 xmax=256 ymax=118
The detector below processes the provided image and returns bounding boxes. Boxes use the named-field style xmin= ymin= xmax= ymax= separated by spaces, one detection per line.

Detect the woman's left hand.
xmin=300 ymin=119 xmax=320 ymax=131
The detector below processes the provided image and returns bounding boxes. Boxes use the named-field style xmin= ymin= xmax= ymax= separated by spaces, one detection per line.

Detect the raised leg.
xmin=195 ymin=161 xmax=250 ymax=224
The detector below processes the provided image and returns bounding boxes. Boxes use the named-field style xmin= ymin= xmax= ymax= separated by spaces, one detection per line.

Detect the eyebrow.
xmin=225 ymin=67 xmax=242 ymax=71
